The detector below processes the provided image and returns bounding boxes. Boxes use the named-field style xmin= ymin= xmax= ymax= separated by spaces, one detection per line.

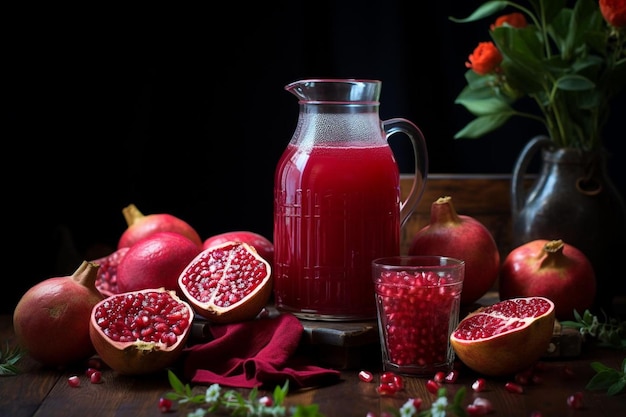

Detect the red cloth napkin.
xmin=182 ymin=313 xmax=341 ymax=389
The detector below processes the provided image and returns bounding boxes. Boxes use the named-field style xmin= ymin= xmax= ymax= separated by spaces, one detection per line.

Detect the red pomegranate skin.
xmin=499 ymin=239 xmax=596 ymax=320
xmin=116 ymin=231 xmax=202 ymax=294
xmin=117 ymin=204 xmax=202 ymax=250
xmin=407 ymin=196 xmax=501 ymax=306
xmin=12 ymin=261 xmax=104 ymax=367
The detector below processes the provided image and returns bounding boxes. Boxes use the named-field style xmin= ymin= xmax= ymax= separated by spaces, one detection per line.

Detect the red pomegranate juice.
xmin=273 ymin=143 xmax=401 ymax=320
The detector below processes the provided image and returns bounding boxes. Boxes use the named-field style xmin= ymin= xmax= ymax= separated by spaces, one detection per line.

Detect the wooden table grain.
xmin=1 ymin=313 xmax=624 ymax=417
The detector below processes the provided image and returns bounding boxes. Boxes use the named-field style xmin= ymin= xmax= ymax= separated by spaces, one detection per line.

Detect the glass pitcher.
xmin=273 ymin=79 xmax=428 ymax=321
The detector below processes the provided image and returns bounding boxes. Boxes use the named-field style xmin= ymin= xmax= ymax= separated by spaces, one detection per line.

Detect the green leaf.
xmin=607 ymin=378 xmax=626 ymax=396
xmin=555 ymin=74 xmax=594 ymax=91
xmin=454 ymin=113 xmax=513 ymax=139
xmin=0 ymin=342 xmax=24 ymax=376
xmin=590 ymin=361 xmax=613 ymax=373
xmin=455 ymin=96 xmax=513 ymax=116
xmin=449 ymin=1 xmax=507 ymax=23
xmin=586 ymin=369 xmax=620 ymax=390
xmin=167 ymin=369 xmax=185 ymax=393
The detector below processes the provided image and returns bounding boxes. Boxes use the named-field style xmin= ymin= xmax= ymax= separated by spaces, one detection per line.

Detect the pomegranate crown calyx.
xmin=122 ymin=203 xmax=145 ymax=226
xmin=431 ymin=195 xmax=461 ymax=224
xmin=538 ymin=239 xmax=569 ymax=268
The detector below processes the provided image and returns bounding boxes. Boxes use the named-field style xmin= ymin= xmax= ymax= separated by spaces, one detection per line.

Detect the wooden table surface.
xmin=1 ymin=312 xmax=624 ymax=417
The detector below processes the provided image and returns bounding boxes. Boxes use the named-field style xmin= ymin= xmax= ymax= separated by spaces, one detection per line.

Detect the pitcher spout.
xmin=285 ymin=79 xmax=382 ymax=103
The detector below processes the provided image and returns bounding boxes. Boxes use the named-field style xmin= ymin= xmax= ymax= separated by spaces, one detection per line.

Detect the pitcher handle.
xmin=382 ymin=118 xmax=429 ymax=228
xmin=511 ymin=135 xmax=552 ymax=215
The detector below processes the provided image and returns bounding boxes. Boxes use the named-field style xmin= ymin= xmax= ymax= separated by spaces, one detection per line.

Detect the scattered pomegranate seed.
xmin=504 ymin=381 xmax=523 ymax=394
xmin=376 ymin=382 xmax=399 ymax=396
xmin=426 ymin=379 xmax=442 ymax=394
xmin=89 ymin=370 xmax=102 ymax=384
xmin=433 ymin=371 xmax=446 ymax=383
xmin=465 ymin=403 xmax=488 ymax=416
xmin=158 ymin=397 xmax=173 ymax=413
xmin=567 ymin=391 xmax=584 ymax=409
xmin=258 ymin=396 xmax=273 ymax=407
xmin=444 ymin=369 xmax=459 ymax=383
xmin=531 ymin=373 xmax=543 ymax=384
xmin=408 ymin=398 xmax=422 ymax=410
xmin=358 ymin=370 xmax=374 ymax=383
xmin=392 ymin=374 xmax=404 ymax=390
xmin=530 ymin=411 xmax=543 ymax=417
xmin=380 ymin=371 xmax=397 ymax=384
xmin=472 ymin=378 xmax=486 ymax=392
xmin=85 ymin=367 xmax=98 ymax=377
xmin=68 ymin=375 xmax=81 ymax=388
xmin=472 ymin=397 xmax=493 ymax=413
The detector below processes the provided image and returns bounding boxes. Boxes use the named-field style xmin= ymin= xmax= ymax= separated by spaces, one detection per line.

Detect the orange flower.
xmin=490 ymin=12 xmax=528 ymax=30
xmin=465 ymin=42 xmax=503 ymax=75
xmin=600 ymin=0 xmax=626 ymax=28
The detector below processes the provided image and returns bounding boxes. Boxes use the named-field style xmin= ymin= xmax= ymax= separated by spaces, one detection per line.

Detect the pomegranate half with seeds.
xmin=178 ymin=241 xmax=273 ymax=324
xmin=89 ymin=288 xmax=193 ymax=375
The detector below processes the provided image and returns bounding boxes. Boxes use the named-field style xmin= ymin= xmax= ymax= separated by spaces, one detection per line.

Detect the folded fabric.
xmin=182 ymin=312 xmax=341 ymax=389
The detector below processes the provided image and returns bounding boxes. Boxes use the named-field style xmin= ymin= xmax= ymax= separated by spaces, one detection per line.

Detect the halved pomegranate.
xmin=91 ymin=247 xmax=129 ymax=297
xmin=89 ymin=288 xmax=193 ymax=375
xmin=178 ymin=241 xmax=272 ymax=324
xmin=202 ymin=231 xmax=274 ymax=267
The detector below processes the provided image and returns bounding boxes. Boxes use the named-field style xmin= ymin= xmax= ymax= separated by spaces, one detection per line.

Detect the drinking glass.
xmin=372 ymin=256 xmax=464 ymax=376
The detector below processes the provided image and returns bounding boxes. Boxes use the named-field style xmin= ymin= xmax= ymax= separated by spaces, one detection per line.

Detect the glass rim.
xmin=372 ymin=255 xmax=465 ymax=268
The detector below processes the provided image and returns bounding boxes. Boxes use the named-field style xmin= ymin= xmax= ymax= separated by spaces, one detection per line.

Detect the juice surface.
xmin=273 ymin=143 xmax=401 ymax=320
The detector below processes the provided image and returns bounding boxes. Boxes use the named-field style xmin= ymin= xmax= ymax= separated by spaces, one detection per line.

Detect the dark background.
xmin=5 ymin=1 xmax=625 ymax=313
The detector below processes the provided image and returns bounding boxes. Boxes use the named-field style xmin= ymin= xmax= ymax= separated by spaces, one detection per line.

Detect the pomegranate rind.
xmin=178 ymin=241 xmax=273 ymax=324
xmin=116 ymin=232 xmax=202 ymax=294
xmin=407 ymin=196 xmax=500 ymax=306
xmin=117 ymin=203 xmax=203 ymax=250
xmin=89 ymin=288 xmax=193 ymax=375
xmin=13 ymin=261 xmax=104 ymax=367
xmin=450 ymin=296 xmax=555 ymax=376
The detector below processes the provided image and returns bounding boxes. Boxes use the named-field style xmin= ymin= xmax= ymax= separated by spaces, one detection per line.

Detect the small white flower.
xmin=205 ymin=383 xmax=221 ymax=403
xmin=399 ymin=398 xmax=417 ymax=417
xmin=430 ymin=396 xmax=449 ymax=417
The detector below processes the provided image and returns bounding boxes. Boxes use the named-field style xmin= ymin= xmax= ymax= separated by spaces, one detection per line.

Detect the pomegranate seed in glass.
xmin=372 ymin=256 xmax=464 ymax=376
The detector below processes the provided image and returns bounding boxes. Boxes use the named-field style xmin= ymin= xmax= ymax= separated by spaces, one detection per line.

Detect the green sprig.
xmin=164 ymin=370 xmax=324 ymax=417
xmin=561 ymin=309 xmax=626 ymax=395
xmin=165 ymin=370 xmax=470 ymax=417
xmin=560 ymin=309 xmax=626 ymax=349
xmin=0 ymin=341 xmax=24 ymax=376
xmin=586 ymin=359 xmax=626 ymax=396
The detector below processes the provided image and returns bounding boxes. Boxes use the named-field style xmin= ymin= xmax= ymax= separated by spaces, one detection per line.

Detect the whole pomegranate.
xmin=407 ymin=196 xmax=500 ymax=306
xmin=499 ymin=239 xmax=596 ymax=320
xmin=12 ymin=261 xmax=104 ymax=367
xmin=117 ymin=204 xmax=203 ymax=250
xmin=116 ymin=232 xmax=201 ymax=294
